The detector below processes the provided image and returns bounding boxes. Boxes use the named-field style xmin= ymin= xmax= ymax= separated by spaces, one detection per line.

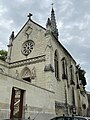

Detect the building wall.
xmin=3 ymin=18 xmax=88 ymax=116
xmin=10 ymin=21 xmax=47 ymax=63
xmin=44 ymin=33 xmax=88 ymax=115
xmin=87 ymin=92 xmax=90 ymax=116
xmin=0 ymin=70 xmax=55 ymax=119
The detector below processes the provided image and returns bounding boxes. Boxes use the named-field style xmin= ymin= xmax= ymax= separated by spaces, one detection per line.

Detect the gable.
xmin=9 ymin=19 xmax=48 ymax=63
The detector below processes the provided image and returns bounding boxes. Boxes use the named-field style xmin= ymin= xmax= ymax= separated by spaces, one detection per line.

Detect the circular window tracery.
xmin=21 ymin=40 xmax=34 ymax=56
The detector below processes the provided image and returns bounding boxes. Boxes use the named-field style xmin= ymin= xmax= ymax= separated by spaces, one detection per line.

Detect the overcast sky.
xmin=0 ymin=0 xmax=90 ymax=91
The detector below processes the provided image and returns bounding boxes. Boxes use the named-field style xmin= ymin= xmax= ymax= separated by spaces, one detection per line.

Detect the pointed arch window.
xmin=21 ymin=67 xmax=31 ymax=82
xmin=70 ymin=65 xmax=75 ymax=85
xmin=76 ymin=70 xmax=80 ymax=89
xmin=72 ymin=87 xmax=75 ymax=106
xmin=61 ymin=57 xmax=67 ymax=79
xmin=54 ymin=50 xmax=59 ymax=80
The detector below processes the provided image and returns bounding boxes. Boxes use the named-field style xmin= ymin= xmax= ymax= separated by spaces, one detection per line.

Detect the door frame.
xmin=10 ymin=87 xmax=25 ymax=119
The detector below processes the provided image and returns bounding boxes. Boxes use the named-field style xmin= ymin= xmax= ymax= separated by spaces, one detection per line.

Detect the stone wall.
xmin=0 ymin=71 xmax=55 ymax=119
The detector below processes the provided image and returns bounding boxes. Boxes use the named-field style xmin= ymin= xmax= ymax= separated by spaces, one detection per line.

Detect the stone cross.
xmin=27 ymin=13 xmax=32 ymax=20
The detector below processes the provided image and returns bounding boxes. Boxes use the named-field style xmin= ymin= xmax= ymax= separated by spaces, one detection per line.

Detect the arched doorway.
xmin=21 ymin=67 xmax=31 ymax=82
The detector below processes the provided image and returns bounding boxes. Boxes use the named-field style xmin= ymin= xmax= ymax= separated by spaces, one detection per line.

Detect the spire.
xmin=8 ymin=31 xmax=14 ymax=47
xmin=46 ymin=18 xmax=51 ymax=28
xmin=45 ymin=18 xmax=51 ymax=35
xmin=50 ymin=4 xmax=58 ymax=39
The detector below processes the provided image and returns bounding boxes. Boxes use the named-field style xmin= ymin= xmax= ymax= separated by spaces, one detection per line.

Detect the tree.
xmin=0 ymin=49 xmax=7 ymax=61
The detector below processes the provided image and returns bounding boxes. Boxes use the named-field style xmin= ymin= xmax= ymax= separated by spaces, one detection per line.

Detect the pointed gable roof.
xmin=12 ymin=12 xmax=76 ymax=64
xmin=14 ymin=16 xmax=46 ymax=40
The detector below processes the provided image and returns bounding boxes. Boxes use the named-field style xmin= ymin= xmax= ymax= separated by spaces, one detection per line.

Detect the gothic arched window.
xmin=54 ymin=50 xmax=59 ymax=80
xmin=21 ymin=67 xmax=31 ymax=82
xmin=72 ymin=88 xmax=75 ymax=106
xmin=76 ymin=70 xmax=80 ymax=89
xmin=61 ymin=57 xmax=67 ymax=79
xmin=70 ymin=65 xmax=75 ymax=85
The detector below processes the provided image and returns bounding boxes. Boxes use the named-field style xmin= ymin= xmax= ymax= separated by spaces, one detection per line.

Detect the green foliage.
xmin=0 ymin=49 xmax=7 ymax=61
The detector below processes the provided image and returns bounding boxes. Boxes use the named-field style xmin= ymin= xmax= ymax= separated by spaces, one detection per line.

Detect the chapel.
xmin=0 ymin=7 xmax=88 ymax=119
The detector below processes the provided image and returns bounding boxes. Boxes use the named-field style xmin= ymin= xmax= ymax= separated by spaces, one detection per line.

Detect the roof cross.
xmin=27 ymin=13 xmax=32 ymax=20
xmin=51 ymin=3 xmax=54 ymax=8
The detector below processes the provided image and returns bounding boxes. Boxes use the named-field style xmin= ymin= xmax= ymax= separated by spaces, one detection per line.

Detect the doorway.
xmin=10 ymin=87 xmax=24 ymax=119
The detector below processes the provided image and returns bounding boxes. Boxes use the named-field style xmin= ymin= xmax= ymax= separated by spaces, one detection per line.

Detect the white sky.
xmin=0 ymin=0 xmax=90 ymax=91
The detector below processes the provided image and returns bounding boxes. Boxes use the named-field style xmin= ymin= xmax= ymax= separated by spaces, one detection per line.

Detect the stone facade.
xmin=87 ymin=92 xmax=90 ymax=116
xmin=0 ymin=8 xmax=88 ymax=119
xmin=0 ymin=61 xmax=55 ymax=119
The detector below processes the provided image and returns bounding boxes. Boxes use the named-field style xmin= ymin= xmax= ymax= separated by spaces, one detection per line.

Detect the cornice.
xmin=9 ymin=55 xmax=46 ymax=68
